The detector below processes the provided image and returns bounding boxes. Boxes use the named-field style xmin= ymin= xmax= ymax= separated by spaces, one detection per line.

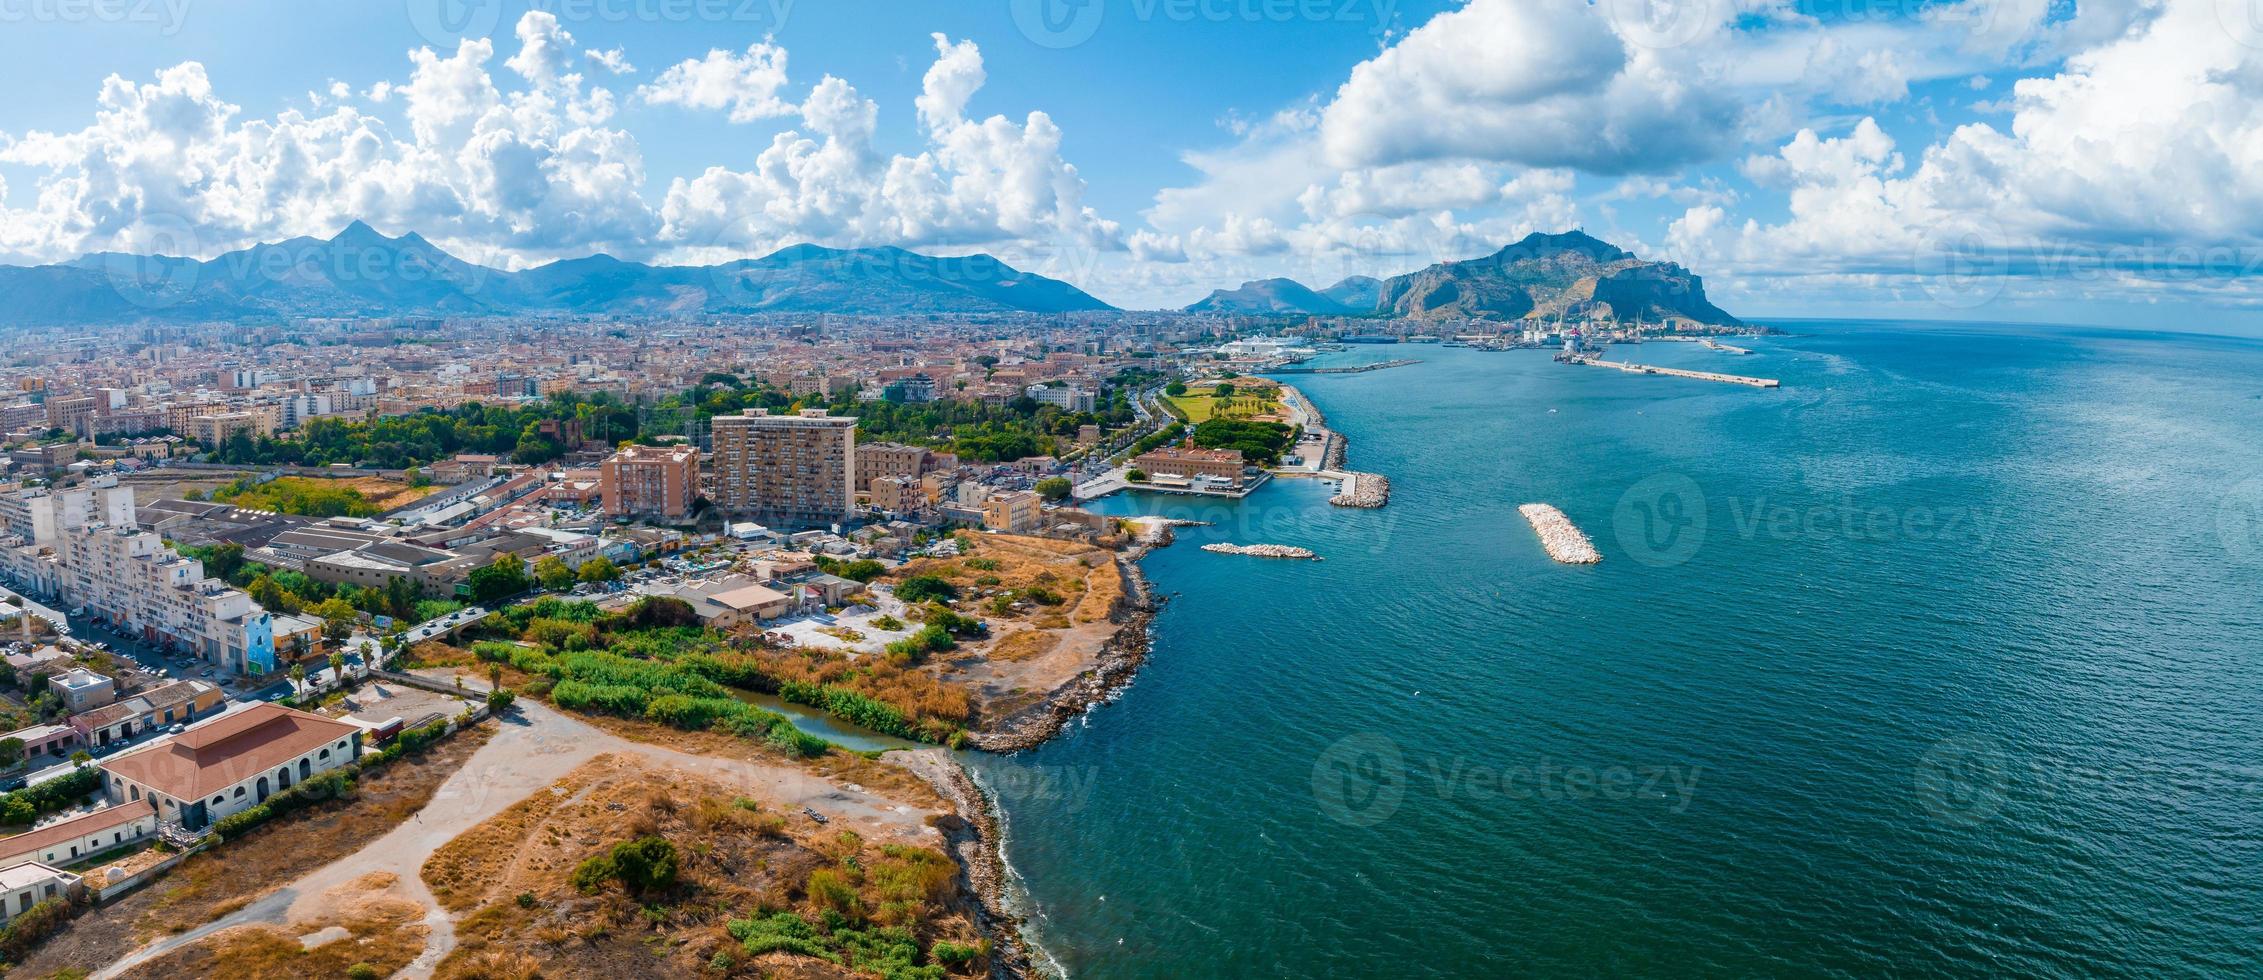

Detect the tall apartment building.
xmin=711 ymin=410 xmax=857 ymax=529
xmin=0 ymin=481 xmax=276 ymax=676
xmin=601 ymin=444 xmax=700 ymax=521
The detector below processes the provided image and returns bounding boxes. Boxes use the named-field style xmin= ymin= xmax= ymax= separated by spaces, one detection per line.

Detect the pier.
xmin=1700 ymin=339 xmax=1753 ymax=354
xmin=1271 ymin=359 xmax=1420 ymax=375
xmin=1328 ymin=471 xmax=1390 ymax=508
xmin=1568 ymin=356 xmax=1779 ymax=388
xmin=1520 ymin=503 xmax=1601 ymax=564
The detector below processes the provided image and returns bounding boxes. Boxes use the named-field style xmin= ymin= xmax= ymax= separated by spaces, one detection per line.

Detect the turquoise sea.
xmin=965 ymin=321 xmax=2263 ymax=977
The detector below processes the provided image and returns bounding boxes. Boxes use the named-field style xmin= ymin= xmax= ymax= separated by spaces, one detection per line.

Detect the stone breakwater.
xmin=1519 ymin=503 xmax=1601 ymax=564
xmin=1201 ymin=543 xmax=1321 ymax=560
xmin=965 ymin=546 xmax=1159 ymax=753
xmin=1330 ymin=472 xmax=1390 ymax=508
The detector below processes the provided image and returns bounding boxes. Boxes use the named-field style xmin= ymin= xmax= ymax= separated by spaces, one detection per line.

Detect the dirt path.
xmin=94 ymin=699 xmax=938 ymax=979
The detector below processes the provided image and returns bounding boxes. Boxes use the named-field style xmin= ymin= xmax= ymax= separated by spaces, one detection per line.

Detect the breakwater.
xmin=1519 ymin=503 xmax=1601 ymax=563
xmin=1570 ymin=356 xmax=1779 ymax=388
xmin=1329 ymin=471 xmax=1390 ymax=508
xmin=1200 ymin=543 xmax=1320 ymax=560
xmin=1272 ymin=358 xmax=1420 ymax=374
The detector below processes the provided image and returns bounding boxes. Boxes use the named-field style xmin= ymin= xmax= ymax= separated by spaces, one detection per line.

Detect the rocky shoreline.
xmin=903 ymin=750 xmax=1039 ymax=980
xmin=963 ymin=545 xmax=1159 ymax=754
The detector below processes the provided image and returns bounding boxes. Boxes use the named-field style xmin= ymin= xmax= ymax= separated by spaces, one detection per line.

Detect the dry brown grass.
xmin=118 ymin=873 xmax=429 ymax=980
xmin=427 ymin=757 xmax=985 ymax=980
xmin=11 ymin=725 xmax=494 ymax=977
xmin=423 ymin=758 xmax=610 ymax=912
xmin=558 ymin=711 xmax=946 ymax=810
xmin=982 ymin=628 xmax=1058 ymax=663
xmin=330 ymin=475 xmax=446 ymax=511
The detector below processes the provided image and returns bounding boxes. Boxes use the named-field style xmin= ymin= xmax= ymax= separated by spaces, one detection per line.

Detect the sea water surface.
xmin=966 ymin=321 xmax=2263 ymax=978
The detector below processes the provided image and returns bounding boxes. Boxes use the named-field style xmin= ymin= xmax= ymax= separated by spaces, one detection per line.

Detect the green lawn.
xmin=1165 ymin=389 xmax=1283 ymax=423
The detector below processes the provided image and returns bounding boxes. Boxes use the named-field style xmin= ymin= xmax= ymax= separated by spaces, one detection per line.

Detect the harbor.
xmin=1520 ymin=503 xmax=1602 ymax=564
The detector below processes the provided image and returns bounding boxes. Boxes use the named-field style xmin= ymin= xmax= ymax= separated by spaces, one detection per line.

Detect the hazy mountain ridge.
xmin=0 ymin=222 xmax=1116 ymax=324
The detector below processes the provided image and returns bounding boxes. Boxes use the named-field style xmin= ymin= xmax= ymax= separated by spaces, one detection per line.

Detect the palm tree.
xmin=328 ymin=651 xmax=347 ymax=684
xmin=288 ymin=662 xmax=306 ymax=693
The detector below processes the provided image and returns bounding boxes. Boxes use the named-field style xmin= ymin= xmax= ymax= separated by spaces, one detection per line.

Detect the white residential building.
xmin=0 ymin=481 xmax=277 ymax=676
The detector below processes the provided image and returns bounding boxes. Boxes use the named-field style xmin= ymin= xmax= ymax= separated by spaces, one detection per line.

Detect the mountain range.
xmin=0 ymin=222 xmax=1114 ymax=324
xmin=0 ymin=224 xmax=1736 ymax=325
xmin=1184 ymin=230 xmax=1739 ymax=326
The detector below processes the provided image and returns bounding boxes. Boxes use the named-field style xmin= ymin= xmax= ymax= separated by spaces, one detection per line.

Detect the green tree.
xmin=576 ymin=556 xmax=621 ymax=584
xmin=468 ymin=555 xmax=532 ymax=604
xmin=1126 ymin=468 xmax=1149 ymax=483
xmin=893 ymin=575 xmax=957 ymax=604
xmin=1035 ymin=476 xmax=1073 ymax=502
xmin=1163 ymin=381 xmax=1187 ymax=396
xmin=383 ymin=575 xmax=422 ymax=620
xmin=0 ymin=737 xmax=22 ymax=769
xmin=533 ymin=555 xmax=575 ymax=592
xmin=311 ymin=597 xmax=358 ymax=643
xmin=329 ymin=651 xmax=347 ymax=682
xmin=288 ymin=663 xmax=307 ymax=690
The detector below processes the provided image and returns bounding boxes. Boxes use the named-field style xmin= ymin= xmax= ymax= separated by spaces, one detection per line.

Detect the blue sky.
xmin=1 ymin=0 xmax=2259 ymax=329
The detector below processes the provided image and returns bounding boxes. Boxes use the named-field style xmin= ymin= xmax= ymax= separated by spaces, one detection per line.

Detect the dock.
xmin=1519 ymin=504 xmax=1601 ymax=564
xmin=1271 ymin=359 xmax=1420 ymax=375
xmin=1700 ymin=339 xmax=1752 ymax=355
xmin=1569 ymin=356 xmax=1779 ymax=388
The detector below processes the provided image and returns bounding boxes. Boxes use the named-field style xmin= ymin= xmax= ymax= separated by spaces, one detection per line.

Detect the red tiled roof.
xmin=99 ymin=704 xmax=360 ymax=802
xmin=0 ymin=799 xmax=153 ymax=863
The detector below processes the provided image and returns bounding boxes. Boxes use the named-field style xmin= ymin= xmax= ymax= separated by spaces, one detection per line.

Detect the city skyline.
xmin=2 ymin=0 xmax=2261 ymax=330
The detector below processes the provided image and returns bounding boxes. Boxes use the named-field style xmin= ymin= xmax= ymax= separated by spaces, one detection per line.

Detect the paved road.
xmin=92 ymin=692 xmax=938 ymax=979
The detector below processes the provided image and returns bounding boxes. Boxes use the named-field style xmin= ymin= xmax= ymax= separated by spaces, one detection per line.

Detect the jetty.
xmin=1272 ymin=359 xmax=1420 ymax=375
xmin=1519 ymin=503 xmax=1601 ymax=564
xmin=1700 ymin=339 xmax=1752 ymax=354
xmin=1201 ymin=543 xmax=1320 ymax=560
xmin=1328 ymin=471 xmax=1390 ymax=508
xmin=1569 ymin=356 xmax=1779 ymax=388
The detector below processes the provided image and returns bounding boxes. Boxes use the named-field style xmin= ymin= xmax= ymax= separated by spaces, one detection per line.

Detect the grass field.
xmin=1165 ymin=381 xmax=1287 ymax=423
xmin=211 ymin=475 xmax=442 ymax=517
